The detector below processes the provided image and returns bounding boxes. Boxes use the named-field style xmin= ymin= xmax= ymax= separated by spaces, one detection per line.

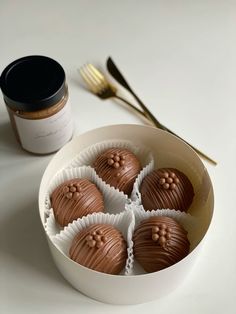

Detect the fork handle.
xmin=131 ymin=96 xmax=217 ymax=165
xmin=159 ymin=124 xmax=217 ymax=165
xmin=115 ymin=96 xmax=217 ymax=165
xmin=114 ymin=95 xmax=152 ymax=122
xmin=130 ymin=94 xmax=217 ymax=164
xmin=107 ymin=57 xmax=217 ymax=165
xmin=107 ymin=57 xmax=166 ymax=129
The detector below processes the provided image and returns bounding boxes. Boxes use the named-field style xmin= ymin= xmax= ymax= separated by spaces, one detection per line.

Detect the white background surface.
xmin=0 ymin=1 xmax=235 ymax=313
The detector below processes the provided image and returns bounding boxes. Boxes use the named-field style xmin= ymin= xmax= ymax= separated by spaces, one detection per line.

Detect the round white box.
xmin=38 ymin=124 xmax=214 ymax=304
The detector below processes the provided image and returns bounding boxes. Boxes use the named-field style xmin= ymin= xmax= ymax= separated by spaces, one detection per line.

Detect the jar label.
xmin=14 ymin=101 xmax=73 ymax=154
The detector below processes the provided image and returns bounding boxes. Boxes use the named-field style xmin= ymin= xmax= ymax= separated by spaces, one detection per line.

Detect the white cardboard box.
xmin=38 ymin=124 xmax=214 ymax=304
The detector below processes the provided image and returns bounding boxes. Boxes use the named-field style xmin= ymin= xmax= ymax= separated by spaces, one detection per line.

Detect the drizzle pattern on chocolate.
xmin=69 ymin=224 xmax=127 ymax=275
xmin=51 ymin=178 xmax=104 ymax=227
xmin=140 ymin=168 xmax=194 ymax=212
xmin=133 ymin=216 xmax=190 ymax=273
xmin=93 ymin=148 xmax=142 ymax=195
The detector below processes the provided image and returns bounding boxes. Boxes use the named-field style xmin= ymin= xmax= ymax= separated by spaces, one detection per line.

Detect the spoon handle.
xmin=106 ymin=57 xmax=217 ymax=166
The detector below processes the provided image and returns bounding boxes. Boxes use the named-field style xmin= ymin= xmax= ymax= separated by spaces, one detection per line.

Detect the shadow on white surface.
xmin=1 ymin=182 xmax=141 ymax=311
xmin=1 ymin=200 xmax=70 ymax=283
xmin=0 ymin=121 xmax=29 ymax=156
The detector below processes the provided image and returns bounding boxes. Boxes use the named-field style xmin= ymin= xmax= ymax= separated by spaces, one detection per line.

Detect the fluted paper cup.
xmin=66 ymin=138 xmax=154 ymax=197
xmin=66 ymin=139 xmax=153 ymax=169
xmin=52 ymin=210 xmax=135 ymax=275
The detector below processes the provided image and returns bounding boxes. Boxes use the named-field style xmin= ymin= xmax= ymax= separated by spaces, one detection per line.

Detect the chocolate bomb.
xmin=140 ymin=168 xmax=194 ymax=212
xmin=69 ymin=224 xmax=127 ymax=275
xmin=51 ymin=178 xmax=104 ymax=227
xmin=133 ymin=216 xmax=190 ymax=273
xmin=93 ymin=147 xmax=142 ymax=195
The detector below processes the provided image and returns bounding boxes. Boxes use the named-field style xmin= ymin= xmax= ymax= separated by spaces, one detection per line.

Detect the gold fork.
xmin=80 ymin=64 xmax=151 ymax=123
xmin=80 ymin=63 xmax=217 ymax=165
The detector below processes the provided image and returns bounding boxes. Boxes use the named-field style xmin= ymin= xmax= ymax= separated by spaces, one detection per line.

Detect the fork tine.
xmin=87 ymin=64 xmax=105 ymax=82
xmin=86 ymin=64 xmax=108 ymax=89
xmin=82 ymin=64 xmax=108 ymax=92
xmin=80 ymin=65 xmax=99 ymax=93
xmin=80 ymin=63 xmax=150 ymax=123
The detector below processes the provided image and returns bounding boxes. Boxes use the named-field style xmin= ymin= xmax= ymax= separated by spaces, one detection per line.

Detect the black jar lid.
xmin=0 ymin=55 xmax=66 ymax=112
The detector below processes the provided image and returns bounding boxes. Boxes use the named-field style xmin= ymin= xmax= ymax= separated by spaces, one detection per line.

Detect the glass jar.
xmin=0 ymin=55 xmax=74 ymax=154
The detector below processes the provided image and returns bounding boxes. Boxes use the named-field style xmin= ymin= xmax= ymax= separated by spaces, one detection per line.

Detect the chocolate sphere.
xmin=69 ymin=224 xmax=127 ymax=275
xmin=51 ymin=178 xmax=104 ymax=227
xmin=93 ymin=148 xmax=142 ymax=195
xmin=140 ymin=168 xmax=194 ymax=212
xmin=133 ymin=216 xmax=190 ymax=273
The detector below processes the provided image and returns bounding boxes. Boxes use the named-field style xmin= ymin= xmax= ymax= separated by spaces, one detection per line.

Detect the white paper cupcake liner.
xmin=53 ymin=210 xmax=135 ymax=275
xmin=45 ymin=209 xmax=63 ymax=238
xmin=66 ymin=139 xmax=154 ymax=170
xmin=44 ymin=166 xmax=129 ymax=237
xmin=131 ymin=160 xmax=154 ymax=202
xmin=63 ymin=139 xmax=154 ymax=198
